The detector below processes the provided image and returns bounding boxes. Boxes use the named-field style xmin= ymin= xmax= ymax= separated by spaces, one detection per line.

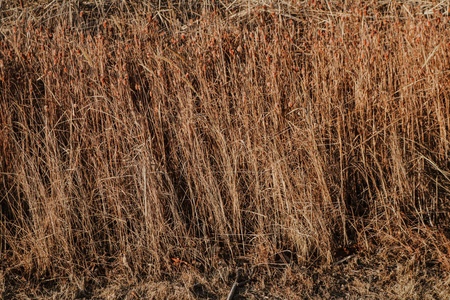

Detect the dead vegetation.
xmin=1 ymin=0 xmax=450 ymax=298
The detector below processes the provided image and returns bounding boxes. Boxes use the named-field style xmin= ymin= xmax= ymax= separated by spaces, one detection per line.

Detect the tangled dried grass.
xmin=1 ymin=0 xmax=450 ymax=296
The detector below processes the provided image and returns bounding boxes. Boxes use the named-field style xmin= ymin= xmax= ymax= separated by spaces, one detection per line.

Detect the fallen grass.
xmin=2 ymin=253 xmax=450 ymax=299
xmin=1 ymin=0 xmax=450 ymax=298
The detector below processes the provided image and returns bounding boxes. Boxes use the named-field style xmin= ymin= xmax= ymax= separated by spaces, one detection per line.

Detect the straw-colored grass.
xmin=1 ymin=0 xmax=450 ymax=297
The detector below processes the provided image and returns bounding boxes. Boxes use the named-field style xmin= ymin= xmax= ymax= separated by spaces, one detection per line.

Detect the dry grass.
xmin=1 ymin=0 xmax=450 ymax=298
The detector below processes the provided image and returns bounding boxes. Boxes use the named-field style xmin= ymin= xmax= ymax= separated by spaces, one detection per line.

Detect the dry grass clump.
xmin=1 ymin=0 xmax=450 ymax=294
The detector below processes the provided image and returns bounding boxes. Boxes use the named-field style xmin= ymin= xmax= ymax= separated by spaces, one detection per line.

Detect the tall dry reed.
xmin=1 ymin=0 xmax=449 ymax=282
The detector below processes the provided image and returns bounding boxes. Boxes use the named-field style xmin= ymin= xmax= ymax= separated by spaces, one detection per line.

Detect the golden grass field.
xmin=1 ymin=0 xmax=450 ymax=298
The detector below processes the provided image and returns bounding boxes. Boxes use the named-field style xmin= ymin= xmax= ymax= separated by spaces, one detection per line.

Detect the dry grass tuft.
xmin=1 ymin=0 xmax=450 ymax=297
